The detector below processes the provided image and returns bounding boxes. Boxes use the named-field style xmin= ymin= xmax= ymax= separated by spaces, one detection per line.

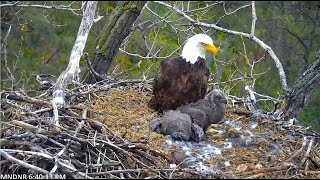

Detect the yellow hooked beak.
xmin=205 ymin=44 xmax=218 ymax=55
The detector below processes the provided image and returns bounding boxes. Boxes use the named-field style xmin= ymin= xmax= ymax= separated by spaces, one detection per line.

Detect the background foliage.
xmin=1 ymin=1 xmax=319 ymax=131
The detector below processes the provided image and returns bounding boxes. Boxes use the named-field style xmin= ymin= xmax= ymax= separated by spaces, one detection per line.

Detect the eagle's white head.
xmin=181 ymin=34 xmax=218 ymax=64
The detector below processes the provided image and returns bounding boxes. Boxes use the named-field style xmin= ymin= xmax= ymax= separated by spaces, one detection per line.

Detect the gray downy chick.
xmin=177 ymin=89 xmax=227 ymax=131
xmin=149 ymin=110 xmax=204 ymax=142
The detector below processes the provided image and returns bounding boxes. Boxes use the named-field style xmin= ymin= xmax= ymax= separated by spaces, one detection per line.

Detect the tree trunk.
xmin=283 ymin=50 xmax=320 ymax=121
xmin=85 ymin=1 xmax=146 ymax=84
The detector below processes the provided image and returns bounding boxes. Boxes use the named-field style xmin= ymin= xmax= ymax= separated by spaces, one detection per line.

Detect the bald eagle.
xmin=148 ymin=34 xmax=218 ymax=112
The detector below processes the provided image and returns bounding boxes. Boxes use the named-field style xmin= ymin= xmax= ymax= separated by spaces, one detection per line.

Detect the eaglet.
xmin=149 ymin=89 xmax=227 ymax=142
xmin=177 ymin=89 xmax=227 ymax=131
xmin=149 ymin=110 xmax=204 ymax=142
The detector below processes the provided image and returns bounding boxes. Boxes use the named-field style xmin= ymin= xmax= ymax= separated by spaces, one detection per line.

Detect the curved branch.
xmin=154 ymin=1 xmax=289 ymax=92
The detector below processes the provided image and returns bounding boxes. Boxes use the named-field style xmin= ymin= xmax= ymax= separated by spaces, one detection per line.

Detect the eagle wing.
xmin=149 ymin=56 xmax=209 ymax=112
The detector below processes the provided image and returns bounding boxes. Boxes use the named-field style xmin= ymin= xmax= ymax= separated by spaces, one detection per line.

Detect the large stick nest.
xmin=1 ymin=79 xmax=319 ymax=179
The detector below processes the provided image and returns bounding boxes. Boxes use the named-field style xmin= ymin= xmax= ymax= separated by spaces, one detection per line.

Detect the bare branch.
xmin=52 ymin=1 xmax=98 ymax=126
xmin=185 ymin=1 xmax=223 ymax=13
xmin=1 ymin=26 xmax=17 ymax=89
xmin=0 ymin=1 xmax=82 ymax=14
xmin=280 ymin=27 xmax=307 ymax=51
xmin=1 ymin=92 xmax=51 ymax=107
xmin=154 ymin=1 xmax=289 ymax=92
xmin=1 ymin=149 xmax=54 ymax=160
xmin=216 ymin=3 xmax=252 ymax=24
xmin=251 ymin=1 xmax=257 ymax=36
xmin=0 ymin=149 xmax=50 ymax=174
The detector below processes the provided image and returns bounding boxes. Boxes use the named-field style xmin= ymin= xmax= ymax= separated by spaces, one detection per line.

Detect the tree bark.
xmin=52 ymin=1 xmax=98 ymax=126
xmin=85 ymin=1 xmax=146 ymax=84
xmin=283 ymin=50 xmax=320 ymax=121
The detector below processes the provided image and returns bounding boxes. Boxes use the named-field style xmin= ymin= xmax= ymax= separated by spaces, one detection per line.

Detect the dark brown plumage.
xmin=148 ymin=56 xmax=209 ymax=112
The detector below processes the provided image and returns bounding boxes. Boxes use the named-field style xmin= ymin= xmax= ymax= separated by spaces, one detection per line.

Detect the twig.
xmin=298 ymin=138 xmax=314 ymax=169
xmin=0 ymin=139 xmax=38 ymax=147
xmin=245 ymin=173 xmax=264 ymax=179
xmin=0 ymin=1 xmax=82 ymax=14
xmin=58 ymin=160 xmax=93 ymax=179
xmin=239 ymin=163 xmax=293 ymax=176
xmin=215 ymin=3 xmax=251 ymax=24
xmin=0 ymin=149 xmax=50 ymax=174
xmin=21 ymin=107 xmax=53 ymax=116
xmin=11 ymin=120 xmax=49 ymax=134
xmin=1 ymin=25 xmax=18 ymax=89
xmin=284 ymin=137 xmax=307 ymax=164
xmin=83 ymin=52 xmax=108 ymax=80
xmin=87 ymin=168 xmax=178 ymax=175
xmin=1 ymin=92 xmax=51 ymax=107
xmin=154 ymin=1 xmax=289 ymax=92
xmin=86 ymin=138 xmax=167 ymax=178
xmin=298 ymin=170 xmax=320 ymax=174
xmin=50 ymin=119 xmax=85 ymax=173
xmin=1 ymin=149 xmax=54 ymax=160
xmin=310 ymin=152 xmax=320 ymax=168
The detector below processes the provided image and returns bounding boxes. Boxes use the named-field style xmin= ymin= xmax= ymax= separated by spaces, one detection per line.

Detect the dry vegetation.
xmin=1 ymin=80 xmax=319 ymax=179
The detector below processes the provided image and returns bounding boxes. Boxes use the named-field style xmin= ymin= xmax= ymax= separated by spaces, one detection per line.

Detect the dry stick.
xmin=131 ymin=149 xmax=162 ymax=166
xmin=52 ymin=1 xmax=98 ymax=126
xmin=11 ymin=119 xmax=69 ymax=133
xmin=304 ymin=160 xmax=309 ymax=175
xmin=2 ymin=25 xmax=19 ymax=90
xmin=130 ymin=144 xmax=171 ymax=161
xmin=298 ymin=138 xmax=314 ymax=170
xmin=22 ymin=107 xmax=53 ymax=116
xmin=87 ymin=168 xmax=179 ymax=176
xmin=310 ymin=152 xmax=320 ymax=168
xmin=241 ymin=163 xmax=292 ymax=176
xmin=11 ymin=120 xmax=49 ymax=134
xmin=0 ymin=139 xmax=37 ymax=147
xmin=67 ymin=134 xmax=166 ymax=178
xmin=298 ymin=170 xmax=320 ymax=174
xmin=283 ymin=137 xmax=308 ymax=164
xmin=1 ymin=149 xmax=54 ymax=160
xmin=83 ymin=52 xmax=108 ymax=80
xmin=241 ymin=137 xmax=310 ymax=177
xmin=1 ymin=92 xmax=51 ymax=107
xmin=50 ymin=117 xmax=86 ymax=174
xmin=97 ymin=139 xmax=167 ymax=179
xmin=245 ymin=173 xmax=264 ymax=179
xmin=0 ymin=2 xmax=82 ymax=12
xmin=0 ymin=149 xmax=49 ymax=174
xmin=112 ymin=151 xmax=127 ymax=178
xmin=58 ymin=160 xmax=93 ymax=179
xmin=58 ymin=134 xmax=162 ymax=177
xmin=69 ymin=79 xmax=149 ymax=97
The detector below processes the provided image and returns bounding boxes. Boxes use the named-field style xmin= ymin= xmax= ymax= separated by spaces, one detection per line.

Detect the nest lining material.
xmin=0 ymin=87 xmax=319 ymax=179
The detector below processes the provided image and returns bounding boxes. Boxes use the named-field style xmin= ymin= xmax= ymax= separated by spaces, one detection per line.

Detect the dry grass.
xmin=1 ymin=86 xmax=319 ymax=179
xmin=90 ymin=88 xmax=167 ymax=151
xmin=88 ymin=88 xmax=320 ymax=179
